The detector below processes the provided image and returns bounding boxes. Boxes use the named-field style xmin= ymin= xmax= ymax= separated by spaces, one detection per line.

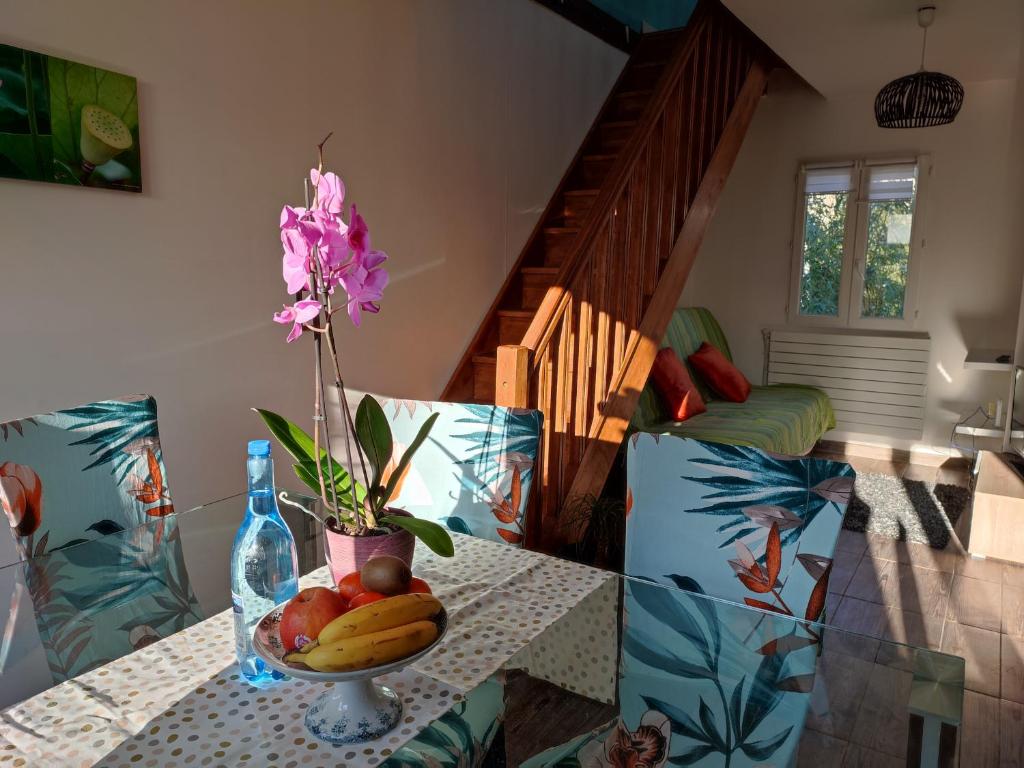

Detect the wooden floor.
xmin=501 ymin=453 xmax=1024 ymax=766
xmin=501 ymin=672 xmax=617 ymax=766
xmin=802 ymin=451 xmax=1024 ymax=766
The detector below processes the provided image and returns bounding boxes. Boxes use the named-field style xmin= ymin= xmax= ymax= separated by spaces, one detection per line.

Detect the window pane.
xmin=861 ymin=165 xmax=916 ymax=319
xmin=798 ymin=168 xmax=851 ymax=317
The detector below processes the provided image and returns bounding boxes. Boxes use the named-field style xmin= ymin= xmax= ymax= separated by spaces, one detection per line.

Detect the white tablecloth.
xmin=0 ymin=534 xmax=616 ymax=767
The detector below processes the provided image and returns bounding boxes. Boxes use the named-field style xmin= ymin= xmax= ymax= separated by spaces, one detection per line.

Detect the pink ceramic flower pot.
xmin=322 ymin=510 xmax=415 ymax=583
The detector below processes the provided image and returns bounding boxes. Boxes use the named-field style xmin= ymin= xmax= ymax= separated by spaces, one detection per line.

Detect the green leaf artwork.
xmin=0 ymin=42 xmax=141 ymax=191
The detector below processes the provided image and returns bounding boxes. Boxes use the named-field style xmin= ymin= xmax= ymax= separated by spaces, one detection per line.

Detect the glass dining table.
xmin=0 ymin=492 xmax=964 ymax=768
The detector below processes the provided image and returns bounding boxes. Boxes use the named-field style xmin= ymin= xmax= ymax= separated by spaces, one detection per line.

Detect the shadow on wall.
xmin=953 ymin=310 xmax=1016 ymax=356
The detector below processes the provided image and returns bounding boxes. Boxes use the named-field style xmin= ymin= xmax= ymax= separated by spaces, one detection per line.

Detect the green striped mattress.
xmin=633 ymin=308 xmax=836 ymax=455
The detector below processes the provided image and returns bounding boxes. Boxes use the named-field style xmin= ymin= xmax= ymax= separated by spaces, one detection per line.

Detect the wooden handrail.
xmin=441 ymin=19 xmax=682 ymax=404
xmin=519 ymin=2 xmax=714 ymax=355
xmin=498 ymin=0 xmax=773 ymax=551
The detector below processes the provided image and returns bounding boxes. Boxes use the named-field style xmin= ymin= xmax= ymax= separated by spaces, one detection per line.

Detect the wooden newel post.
xmin=495 ymin=345 xmax=530 ymax=408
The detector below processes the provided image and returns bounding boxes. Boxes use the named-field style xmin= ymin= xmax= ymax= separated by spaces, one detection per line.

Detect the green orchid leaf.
xmin=256 ymin=408 xmax=366 ymax=502
xmin=355 ymin=395 xmax=392 ymax=493
xmin=295 ymin=459 xmax=366 ymax=502
xmin=292 ymin=461 xmax=323 ymax=495
xmin=254 ymin=408 xmax=320 ymax=463
xmin=380 ymin=514 xmax=454 ymax=557
xmin=292 ymin=462 xmax=362 ymax=508
xmin=380 ymin=411 xmax=439 ymax=510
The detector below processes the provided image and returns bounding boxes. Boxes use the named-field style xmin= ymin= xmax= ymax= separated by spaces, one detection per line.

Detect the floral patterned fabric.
xmin=625 ymin=434 xmax=855 ymax=620
xmin=527 ymin=579 xmax=824 ymax=768
xmin=621 ymin=434 xmax=852 ymax=766
xmin=380 ymin=399 xmax=540 ymax=766
xmin=524 ymin=435 xmax=853 ymax=767
xmin=383 ymin=399 xmax=543 ymax=547
xmin=0 ymin=395 xmax=202 ymax=682
xmin=381 ymin=673 xmax=505 ymax=768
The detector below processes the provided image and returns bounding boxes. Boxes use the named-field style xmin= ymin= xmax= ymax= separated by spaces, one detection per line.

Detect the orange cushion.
xmin=688 ymin=342 xmax=751 ymax=403
xmin=650 ymin=348 xmax=707 ymax=421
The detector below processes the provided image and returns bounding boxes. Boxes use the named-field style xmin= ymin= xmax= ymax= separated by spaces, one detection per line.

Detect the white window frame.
xmin=787 ymin=155 xmax=930 ymax=330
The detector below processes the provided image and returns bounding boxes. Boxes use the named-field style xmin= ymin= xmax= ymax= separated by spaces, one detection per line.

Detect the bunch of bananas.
xmin=284 ymin=593 xmax=443 ymax=673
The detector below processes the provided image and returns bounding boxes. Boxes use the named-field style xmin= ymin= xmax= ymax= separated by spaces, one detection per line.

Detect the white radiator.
xmin=763 ymin=328 xmax=930 ymax=439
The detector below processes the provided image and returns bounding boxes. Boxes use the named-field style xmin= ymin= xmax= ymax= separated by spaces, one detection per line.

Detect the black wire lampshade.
xmin=875 ymin=5 xmax=964 ymax=129
xmin=875 ymin=70 xmax=964 ymax=128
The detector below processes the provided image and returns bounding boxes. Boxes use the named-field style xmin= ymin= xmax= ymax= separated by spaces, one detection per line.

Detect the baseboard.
xmin=815 ymin=438 xmax=971 ymax=470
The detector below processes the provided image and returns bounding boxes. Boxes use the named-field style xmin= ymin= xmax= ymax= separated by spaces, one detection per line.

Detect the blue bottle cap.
xmin=247 ymin=439 xmax=271 ymax=457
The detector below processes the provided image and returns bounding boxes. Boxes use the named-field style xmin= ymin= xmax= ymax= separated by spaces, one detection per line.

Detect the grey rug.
xmin=842 ymin=472 xmax=971 ymax=549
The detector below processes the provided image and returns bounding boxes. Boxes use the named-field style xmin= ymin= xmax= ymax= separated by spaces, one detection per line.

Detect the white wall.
xmin=0 ymin=0 xmax=625 ymax=508
xmin=0 ymin=0 xmax=625 ymax=706
xmin=681 ymin=72 xmax=1024 ymax=456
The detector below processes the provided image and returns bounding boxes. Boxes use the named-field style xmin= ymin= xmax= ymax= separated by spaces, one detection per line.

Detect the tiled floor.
xmin=797 ymin=454 xmax=1024 ymax=766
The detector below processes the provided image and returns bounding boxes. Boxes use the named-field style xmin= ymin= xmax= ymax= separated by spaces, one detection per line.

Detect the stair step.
xmin=579 ymin=153 xmax=616 ymax=187
xmin=471 ymin=354 xmax=496 ymax=402
xmin=521 ymin=266 xmax=559 ymax=310
xmin=542 ymin=227 xmax=580 ymax=267
xmin=595 ymin=120 xmax=637 ymax=151
xmin=496 ymin=309 xmax=535 ymax=345
xmin=633 ymin=30 xmax=682 ymax=63
xmin=613 ymin=89 xmax=653 ymax=119
xmin=621 ymin=60 xmax=663 ymax=90
xmin=561 ymin=188 xmax=600 ymax=222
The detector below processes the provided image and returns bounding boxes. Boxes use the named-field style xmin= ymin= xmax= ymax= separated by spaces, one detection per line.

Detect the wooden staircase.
xmin=442 ymin=0 xmax=775 ymax=551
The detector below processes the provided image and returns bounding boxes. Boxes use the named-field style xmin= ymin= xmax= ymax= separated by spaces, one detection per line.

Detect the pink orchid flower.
xmin=273 ymin=299 xmax=321 ymax=342
xmin=341 ymin=249 xmax=388 ymax=326
xmin=281 ymin=230 xmax=311 ymax=294
xmin=310 ymin=169 xmax=345 ymax=214
xmin=280 ymin=205 xmax=313 ymax=293
xmin=310 ymin=211 xmax=351 ymax=277
xmin=273 ymin=168 xmax=389 ymax=335
xmin=347 ymin=203 xmax=369 ymax=256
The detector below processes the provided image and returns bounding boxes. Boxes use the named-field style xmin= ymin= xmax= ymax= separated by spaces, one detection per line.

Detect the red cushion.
xmin=650 ymin=348 xmax=706 ymax=421
xmin=688 ymin=342 xmax=751 ymax=403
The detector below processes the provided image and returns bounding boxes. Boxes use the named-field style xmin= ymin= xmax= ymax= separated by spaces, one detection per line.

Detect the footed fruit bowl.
xmin=252 ymin=601 xmax=448 ymax=745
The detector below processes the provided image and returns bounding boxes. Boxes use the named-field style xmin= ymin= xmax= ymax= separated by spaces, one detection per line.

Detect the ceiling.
xmin=722 ymin=0 xmax=1023 ymax=97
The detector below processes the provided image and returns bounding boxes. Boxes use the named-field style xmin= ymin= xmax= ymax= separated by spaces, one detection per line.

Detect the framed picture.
xmin=0 ymin=43 xmax=141 ymax=192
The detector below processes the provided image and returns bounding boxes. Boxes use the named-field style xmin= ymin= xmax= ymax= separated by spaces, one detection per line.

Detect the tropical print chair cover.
xmin=379 ymin=399 xmax=540 ymax=766
xmin=381 ymin=672 xmax=505 ymax=767
xmin=382 ymin=399 xmax=543 ymax=546
xmin=522 ymin=435 xmax=855 ymax=767
xmin=0 ymin=395 xmax=202 ymax=682
xmin=625 ymin=434 xmax=855 ymax=618
xmin=522 ymin=579 xmax=823 ymax=768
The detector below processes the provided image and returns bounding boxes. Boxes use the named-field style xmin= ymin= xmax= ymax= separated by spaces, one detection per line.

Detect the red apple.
xmin=280 ymin=587 xmax=347 ymax=651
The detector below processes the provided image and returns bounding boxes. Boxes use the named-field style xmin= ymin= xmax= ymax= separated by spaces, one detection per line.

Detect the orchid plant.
xmin=256 ymin=135 xmax=453 ymax=557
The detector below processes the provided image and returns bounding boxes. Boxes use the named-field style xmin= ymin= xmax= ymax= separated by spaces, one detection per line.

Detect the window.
xmin=789 ymin=158 xmax=926 ymax=328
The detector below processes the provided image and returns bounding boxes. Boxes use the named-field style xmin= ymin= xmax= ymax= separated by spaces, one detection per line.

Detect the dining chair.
xmin=616 ymin=435 xmax=855 ymax=766
xmin=522 ymin=435 xmax=855 ymax=767
xmin=0 ymin=395 xmax=203 ymax=682
xmin=625 ymin=433 xmax=856 ymax=619
xmin=380 ymin=398 xmax=541 ymax=766
xmin=382 ymin=398 xmax=543 ymax=547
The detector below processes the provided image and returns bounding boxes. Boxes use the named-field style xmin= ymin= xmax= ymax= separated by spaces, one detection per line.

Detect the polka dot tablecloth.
xmin=0 ymin=534 xmax=616 ymax=767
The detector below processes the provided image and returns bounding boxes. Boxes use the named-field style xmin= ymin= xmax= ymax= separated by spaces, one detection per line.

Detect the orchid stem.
xmin=322 ymin=299 xmax=375 ymax=530
xmin=304 ymin=174 xmax=345 ymax=531
xmin=313 ymin=133 xmax=368 ymax=533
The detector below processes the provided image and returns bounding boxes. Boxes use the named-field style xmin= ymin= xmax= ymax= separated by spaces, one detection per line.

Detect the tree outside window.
xmin=791 ymin=160 xmax=920 ymax=328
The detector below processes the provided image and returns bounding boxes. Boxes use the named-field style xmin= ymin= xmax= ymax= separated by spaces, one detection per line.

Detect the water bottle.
xmin=231 ymin=439 xmax=299 ymax=683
